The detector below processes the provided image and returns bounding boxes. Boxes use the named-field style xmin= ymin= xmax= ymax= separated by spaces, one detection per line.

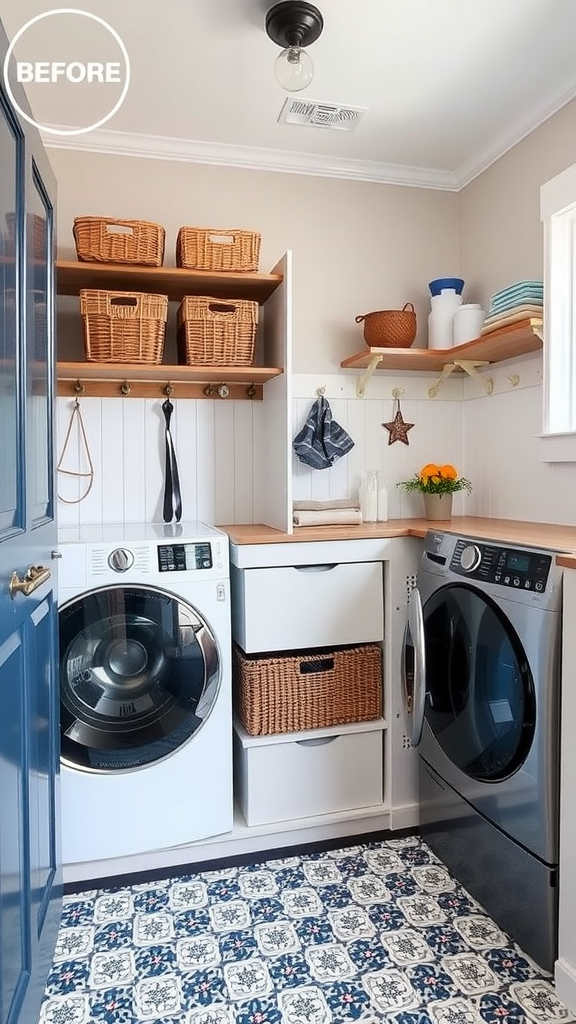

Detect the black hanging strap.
xmin=162 ymin=398 xmax=182 ymax=522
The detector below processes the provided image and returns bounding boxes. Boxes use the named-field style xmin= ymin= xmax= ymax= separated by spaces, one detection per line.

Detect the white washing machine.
xmin=57 ymin=521 xmax=232 ymax=867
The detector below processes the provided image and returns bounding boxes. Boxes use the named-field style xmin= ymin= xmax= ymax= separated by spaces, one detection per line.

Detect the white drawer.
xmin=234 ymin=726 xmax=383 ymax=826
xmin=231 ymin=561 xmax=383 ymax=651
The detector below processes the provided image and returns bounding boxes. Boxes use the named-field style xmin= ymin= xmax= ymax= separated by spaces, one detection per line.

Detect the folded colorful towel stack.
xmin=481 ymin=280 xmax=543 ymax=334
xmin=293 ymin=498 xmax=362 ymax=527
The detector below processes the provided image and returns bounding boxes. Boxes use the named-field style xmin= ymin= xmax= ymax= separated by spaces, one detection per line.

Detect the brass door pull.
xmin=9 ymin=565 xmax=51 ymax=599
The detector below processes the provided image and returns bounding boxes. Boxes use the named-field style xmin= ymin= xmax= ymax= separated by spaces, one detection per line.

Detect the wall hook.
xmin=163 ymin=382 xmax=174 ymax=397
xmin=392 ymin=387 xmax=405 ymax=398
xmin=246 ymin=384 xmax=257 ymax=398
xmin=73 ymin=379 xmax=85 ymax=395
xmin=217 ymin=384 xmax=230 ymax=398
xmin=120 ymin=380 xmax=131 ymax=396
xmin=507 ymin=374 xmax=520 ymax=388
xmin=203 ymin=384 xmax=214 ymax=396
xmin=316 ymin=385 xmax=326 ymax=397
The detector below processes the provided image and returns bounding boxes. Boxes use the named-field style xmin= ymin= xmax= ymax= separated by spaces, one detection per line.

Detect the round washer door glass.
xmin=59 ymin=585 xmax=220 ymax=772
xmin=423 ymin=583 xmax=535 ymax=781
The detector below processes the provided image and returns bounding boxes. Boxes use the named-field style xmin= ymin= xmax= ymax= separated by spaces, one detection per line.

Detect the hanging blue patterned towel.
xmin=292 ymin=396 xmax=355 ymax=470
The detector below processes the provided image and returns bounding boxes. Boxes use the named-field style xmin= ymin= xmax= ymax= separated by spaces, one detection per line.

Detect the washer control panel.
xmin=158 ymin=542 xmax=213 ymax=572
xmin=449 ymin=538 xmax=551 ymax=592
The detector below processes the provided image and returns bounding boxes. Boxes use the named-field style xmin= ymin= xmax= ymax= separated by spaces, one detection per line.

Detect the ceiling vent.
xmin=278 ymin=98 xmax=367 ymax=132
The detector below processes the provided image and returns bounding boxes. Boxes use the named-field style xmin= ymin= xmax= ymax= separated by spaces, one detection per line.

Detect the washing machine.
xmin=403 ymin=530 xmax=563 ymax=972
xmin=57 ymin=521 xmax=232 ymax=867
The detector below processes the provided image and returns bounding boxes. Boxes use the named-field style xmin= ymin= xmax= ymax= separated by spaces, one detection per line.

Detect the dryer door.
xmin=59 ymin=584 xmax=220 ymax=772
xmin=421 ymin=582 xmax=536 ymax=782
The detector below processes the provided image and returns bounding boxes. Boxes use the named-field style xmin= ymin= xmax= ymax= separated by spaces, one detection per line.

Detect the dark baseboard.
xmin=64 ymin=825 xmax=419 ymax=895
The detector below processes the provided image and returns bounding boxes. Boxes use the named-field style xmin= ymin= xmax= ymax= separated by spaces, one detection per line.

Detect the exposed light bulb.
xmin=274 ymin=45 xmax=314 ymax=92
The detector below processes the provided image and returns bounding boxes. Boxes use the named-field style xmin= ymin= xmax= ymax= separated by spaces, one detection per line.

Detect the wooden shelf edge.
xmin=341 ymin=318 xmax=543 ymax=372
xmin=56 ymin=259 xmax=283 ymax=304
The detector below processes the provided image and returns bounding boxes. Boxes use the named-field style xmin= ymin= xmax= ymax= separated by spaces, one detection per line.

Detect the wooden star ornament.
xmin=382 ymin=399 xmax=415 ymax=446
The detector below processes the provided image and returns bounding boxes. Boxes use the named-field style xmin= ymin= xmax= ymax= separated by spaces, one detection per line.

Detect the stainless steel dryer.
xmin=403 ymin=530 xmax=563 ymax=972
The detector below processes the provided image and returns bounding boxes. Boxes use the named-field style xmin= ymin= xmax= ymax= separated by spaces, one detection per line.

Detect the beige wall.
xmin=50 ymin=148 xmax=459 ymax=373
xmin=459 ymin=97 xmax=576 ymax=306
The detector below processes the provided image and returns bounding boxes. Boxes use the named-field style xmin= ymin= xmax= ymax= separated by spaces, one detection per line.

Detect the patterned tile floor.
xmin=41 ymin=836 xmax=574 ymax=1024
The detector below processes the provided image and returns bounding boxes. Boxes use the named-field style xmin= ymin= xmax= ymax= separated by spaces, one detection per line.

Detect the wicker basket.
xmin=80 ymin=289 xmax=168 ymax=363
xmin=73 ymin=217 xmax=165 ymax=266
xmin=178 ymin=295 xmax=258 ymax=365
xmin=355 ymin=302 xmax=417 ymax=348
xmin=234 ymin=642 xmax=382 ymax=737
xmin=176 ymin=226 xmax=261 ymax=272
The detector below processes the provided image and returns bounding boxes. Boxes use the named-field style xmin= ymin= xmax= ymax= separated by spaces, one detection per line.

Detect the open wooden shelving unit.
xmin=341 ymin=318 xmax=543 ymax=396
xmin=56 ymin=259 xmax=285 ymax=399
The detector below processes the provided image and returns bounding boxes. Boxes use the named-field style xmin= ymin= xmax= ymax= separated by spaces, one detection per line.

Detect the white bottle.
xmin=360 ymin=470 xmax=379 ymax=523
xmin=428 ymin=290 xmax=463 ymax=349
xmin=453 ymin=303 xmax=486 ymax=345
xmin=377 ymin=479 xmax=389 ymax=522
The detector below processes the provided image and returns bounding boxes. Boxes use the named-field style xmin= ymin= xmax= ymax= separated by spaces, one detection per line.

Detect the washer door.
xmin=422 ymin=582 xmax=536 ymax=782
xmin=59 ymin=585 xmax=220 ymax=772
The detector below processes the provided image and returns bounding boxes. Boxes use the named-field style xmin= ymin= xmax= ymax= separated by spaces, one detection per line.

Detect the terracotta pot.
xmin=423 ymin=492 xmax=453 ymax=521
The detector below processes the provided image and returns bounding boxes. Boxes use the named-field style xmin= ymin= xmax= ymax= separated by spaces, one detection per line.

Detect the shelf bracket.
xmin=428 ymin=359 xmax=493 ymax=398
xmin=356 ymin=354 xmax=383 ymax=398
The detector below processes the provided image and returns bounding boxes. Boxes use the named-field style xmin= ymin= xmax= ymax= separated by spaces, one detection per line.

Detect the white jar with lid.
xmin=453 ymin=303 xmax=486 ymax=346
xmin=428 ymin=291 xmax=463 ymax=349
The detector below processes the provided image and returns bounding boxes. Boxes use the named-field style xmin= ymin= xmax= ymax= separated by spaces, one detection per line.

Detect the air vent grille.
xmin=278 ymin=98 xmax=367 ymax=132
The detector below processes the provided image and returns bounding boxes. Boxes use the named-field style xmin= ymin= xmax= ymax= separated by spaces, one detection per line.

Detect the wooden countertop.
xmin=220 ymin=517 xmax=576 ymax=568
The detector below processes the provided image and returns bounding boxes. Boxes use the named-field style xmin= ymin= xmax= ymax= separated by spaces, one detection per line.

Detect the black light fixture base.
xmin=265 ymin=1 xmax=324 ymax=49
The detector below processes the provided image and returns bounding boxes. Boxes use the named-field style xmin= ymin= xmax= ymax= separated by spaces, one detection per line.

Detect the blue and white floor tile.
xmin=41 ymin=837 xmax=574 ymax=1024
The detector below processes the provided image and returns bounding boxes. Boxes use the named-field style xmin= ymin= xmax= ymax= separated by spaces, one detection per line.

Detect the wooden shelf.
xmin=56 ymin=361 xmax=283 ymax=400
xmin=56 ymin=260 xmax=283 ymax=304
xmin=341 ymin=318 xmax=543 ymax=372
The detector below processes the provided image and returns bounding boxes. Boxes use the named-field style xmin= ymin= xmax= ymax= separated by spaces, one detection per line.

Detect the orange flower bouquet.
xmin=398 ymin=463 xmax=472 ymax=495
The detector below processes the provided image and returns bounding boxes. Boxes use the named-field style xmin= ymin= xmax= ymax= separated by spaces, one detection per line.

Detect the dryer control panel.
xmin=449 ymin=538 xmax=551 ymax=592
xmin=158 ymin=542 xmax=213 ymax=572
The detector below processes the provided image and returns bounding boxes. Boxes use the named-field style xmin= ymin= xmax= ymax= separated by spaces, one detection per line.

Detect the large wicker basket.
xmin=176 ymin=226 xmax=261 ymax=272
xmin=73 ymin=217 xmax=165 ymax=266
xmin=234 ymin=642 xmax=382 ymax=737
xmin=355 ymin=302 xmax=417 ymax=348
xmin=178 ymin=295 xmax=258 ymax=365
xmin=80 ymin=289 xmax=168 ymax=363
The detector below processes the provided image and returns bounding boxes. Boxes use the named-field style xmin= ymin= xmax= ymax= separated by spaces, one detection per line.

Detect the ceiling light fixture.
xmin=265 ymin=1 xmax=324 ymax=93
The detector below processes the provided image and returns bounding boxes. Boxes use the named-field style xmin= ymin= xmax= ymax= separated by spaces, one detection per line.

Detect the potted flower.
xmin=398 ymin=463 xmax=472 ymax=521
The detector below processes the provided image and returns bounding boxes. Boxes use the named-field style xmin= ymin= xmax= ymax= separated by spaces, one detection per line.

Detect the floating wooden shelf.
xmin=56 ymin=260 xmax=283 ymax=304
xmin=341 ymin=318 xmax=543 ymax=372
xmin=56 ymin=361 xmax=283 ymax=400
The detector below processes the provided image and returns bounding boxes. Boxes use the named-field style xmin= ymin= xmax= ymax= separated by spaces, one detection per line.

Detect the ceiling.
xmin=2 ymin=0 xmax=576 ymax=190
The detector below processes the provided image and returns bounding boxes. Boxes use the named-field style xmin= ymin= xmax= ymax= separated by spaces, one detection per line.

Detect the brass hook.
xmin=203 ymin=384 xmax=214 ymax=397
xmin=120 ymin=380 xmax=131 ymax=396
xmin=246 ymin=383 xmax=257 ymax=398
xmin=164 ymin=382 xmax=174 ymax=397
xmin=73 ymin=379 xmax=85 ymax=395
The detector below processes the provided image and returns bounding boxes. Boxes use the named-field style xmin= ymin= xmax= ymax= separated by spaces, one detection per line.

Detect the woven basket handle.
xmin=105 ymin=223 xmax=135 ymax=236
xmin=402 ymin=302 xmax=415 ymax=313
xmin=299 ymin=656 xmax=335 ymax=675
xmin=355 ymin=314 xmax=367 ymax=324
xmin=207 ymin=232 xmax=235 ymax=245
xmin=208 ymin=301 xmax=238 ymax=316
xmin=108 ymin=294 xmax=140 ymax=317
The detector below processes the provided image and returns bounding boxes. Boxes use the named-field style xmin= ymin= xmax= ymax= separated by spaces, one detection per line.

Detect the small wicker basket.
xmin=178 ymin=295 xmax=258 ymax=365
xmin=73 ymin=217 xmax=165 ymax=266
xmin=176 ymin=226 xmax=261 ymax=272
xmin=80 ymin=289 xmax=168 ymax=363
xmin=234 ymin=642 xmax=382 ymax=737
xmin=355 ymin=302 xmax=417 ymax=348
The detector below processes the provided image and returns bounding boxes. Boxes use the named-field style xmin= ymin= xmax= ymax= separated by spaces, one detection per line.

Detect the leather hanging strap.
xmin=162 ymin=398 xmax=182 ymax=523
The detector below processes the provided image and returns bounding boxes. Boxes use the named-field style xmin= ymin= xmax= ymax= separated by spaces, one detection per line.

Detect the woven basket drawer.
xmin=73 ymin=217 xmax=165 ymax=266
xmin=178 ymin=295 xmax=258 ymax=366
xmin=234 ymin=642 xmax=382 ymax=737
xmin=80 ymin=289 xmax=168 ymax=363
xmin=176 ymin=226 xmax=261 ymax=272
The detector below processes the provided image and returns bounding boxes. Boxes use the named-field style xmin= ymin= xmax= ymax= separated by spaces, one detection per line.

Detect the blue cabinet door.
xmin=0 ymin=19 xmax=61 ymax=1024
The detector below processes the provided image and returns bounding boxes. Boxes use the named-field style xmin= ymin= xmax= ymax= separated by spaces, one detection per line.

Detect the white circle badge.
xmin=3 ymin=8 xmax=130 ymax=136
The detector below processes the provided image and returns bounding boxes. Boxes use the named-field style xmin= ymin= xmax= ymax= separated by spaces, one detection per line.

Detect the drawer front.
xmin=233 ymin=561 xmax=383 ymax=651
xmin=235 ymin=730 xmax=383 ymax=826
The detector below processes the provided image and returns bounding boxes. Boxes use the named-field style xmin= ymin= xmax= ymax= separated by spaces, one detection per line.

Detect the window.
xmin=539 ymin=163 xmax=576 ymax=461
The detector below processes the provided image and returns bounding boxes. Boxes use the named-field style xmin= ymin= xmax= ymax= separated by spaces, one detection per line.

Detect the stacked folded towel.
xmin=481 ymin=280 xmax=543 ymax=334
xmin=293 ymin=498 xmax=362 ymax=527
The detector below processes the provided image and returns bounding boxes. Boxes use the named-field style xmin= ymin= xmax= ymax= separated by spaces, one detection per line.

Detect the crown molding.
xmin=42 ymin=79 xmax=576 ymax=193
xmin=41 ymin=126 xmax=460 ymax=191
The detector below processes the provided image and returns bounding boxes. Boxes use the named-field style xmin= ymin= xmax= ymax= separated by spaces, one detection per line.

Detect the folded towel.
xmin=484 ymin=303 xmax=543 ymax=325
xmin=292 ymin=397 xmax=355 ymax=470
xmin=490 ymin=280 xmax=543 ymax=304
xmin=293 ymin=508 xmax=363 ymax=527
xmin=293 ymin=498 xmax=361 ymax=512
xmin=481 ymin=308 xmax=543 ymax=333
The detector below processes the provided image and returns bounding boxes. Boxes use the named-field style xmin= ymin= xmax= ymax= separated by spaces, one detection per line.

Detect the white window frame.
xmin=538 ymin=163 xmax=576 ymax=462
